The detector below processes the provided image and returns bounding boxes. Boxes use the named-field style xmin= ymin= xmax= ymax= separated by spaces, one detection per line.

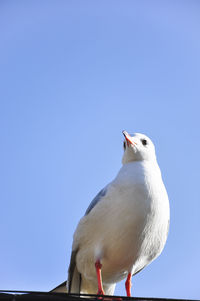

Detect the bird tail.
xmin=50 ymin=280 xmax=68 ymax=293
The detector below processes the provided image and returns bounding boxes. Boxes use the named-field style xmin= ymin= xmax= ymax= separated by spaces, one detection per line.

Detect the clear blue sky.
xmin=0 ymin=0 xmax=200 ymax=299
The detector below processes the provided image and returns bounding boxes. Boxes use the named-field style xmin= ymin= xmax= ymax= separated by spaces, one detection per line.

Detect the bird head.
xmin=122 ymin=131 xmax=157 ymax=164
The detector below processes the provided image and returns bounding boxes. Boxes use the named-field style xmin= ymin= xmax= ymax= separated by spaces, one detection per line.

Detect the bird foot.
xmin=97 ymin=297 xmax=121 ymax=301
xmin=98 ymin=297 xmax=122 ymax=301
xmin=97 ymin=288 xmax=105 ymax=295
xmin=97 ymin=290 xmax=105 ymax=300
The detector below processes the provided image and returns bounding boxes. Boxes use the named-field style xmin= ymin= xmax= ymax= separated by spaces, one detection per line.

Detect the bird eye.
xmin=123 ymin=141 xmax=126 ymax=150
xmin=141 ymin=139 xmax=147 ymax=146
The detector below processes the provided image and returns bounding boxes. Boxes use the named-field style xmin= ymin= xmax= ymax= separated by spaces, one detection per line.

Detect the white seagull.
xmin=52 ymin=131 xmax=170 ymax=296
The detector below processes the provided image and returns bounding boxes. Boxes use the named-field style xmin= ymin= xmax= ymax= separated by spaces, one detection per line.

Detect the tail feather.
xmin=50 ymin=281 xmax=67 ymax=293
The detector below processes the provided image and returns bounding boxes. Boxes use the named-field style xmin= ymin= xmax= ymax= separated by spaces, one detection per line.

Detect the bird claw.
xmin=97 ymin=297 xmax=122 ymax=301
xmin=97 ymin=290 xmax=104 ymax=295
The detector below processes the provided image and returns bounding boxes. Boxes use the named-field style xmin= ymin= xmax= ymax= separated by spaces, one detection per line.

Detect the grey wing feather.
xmin=85 ymin=186 xmax=108 ymax=215
xmin=68 ymin=249 xmax=81 ymax=293
xmin=67 ymin=186 xmax=109 ymax=292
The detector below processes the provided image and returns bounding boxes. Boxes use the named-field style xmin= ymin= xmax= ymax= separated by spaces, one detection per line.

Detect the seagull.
xmin=52 ymin=131 xmax=170 ymax=296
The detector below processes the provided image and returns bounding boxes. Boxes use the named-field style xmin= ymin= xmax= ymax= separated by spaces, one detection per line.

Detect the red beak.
xmin=122 ymin=131 xmax=136 ymax=147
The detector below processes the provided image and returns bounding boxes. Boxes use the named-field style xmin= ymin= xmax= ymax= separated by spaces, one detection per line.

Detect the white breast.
xmin=74 ymin=160 xmax=170 ymax=288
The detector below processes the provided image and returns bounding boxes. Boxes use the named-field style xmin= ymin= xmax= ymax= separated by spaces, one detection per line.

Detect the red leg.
xmin=95 ymin=260 xmax=105 ymax=295
xmin=125 ymin=273 xmax=132 ymax=297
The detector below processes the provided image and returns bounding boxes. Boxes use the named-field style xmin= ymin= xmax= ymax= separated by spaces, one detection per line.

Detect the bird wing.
xmin=67 ymin=185 xmax=110 ymax=293
xmin=67 ymin=185 xmax=109 ymax=293
xmin=68 ymin=249 xmax=82 ymax=293
xmin=50 ymin=251 xmax=81 ymax=294
xmin=85 ymin=185 xmax=108 ymax=215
